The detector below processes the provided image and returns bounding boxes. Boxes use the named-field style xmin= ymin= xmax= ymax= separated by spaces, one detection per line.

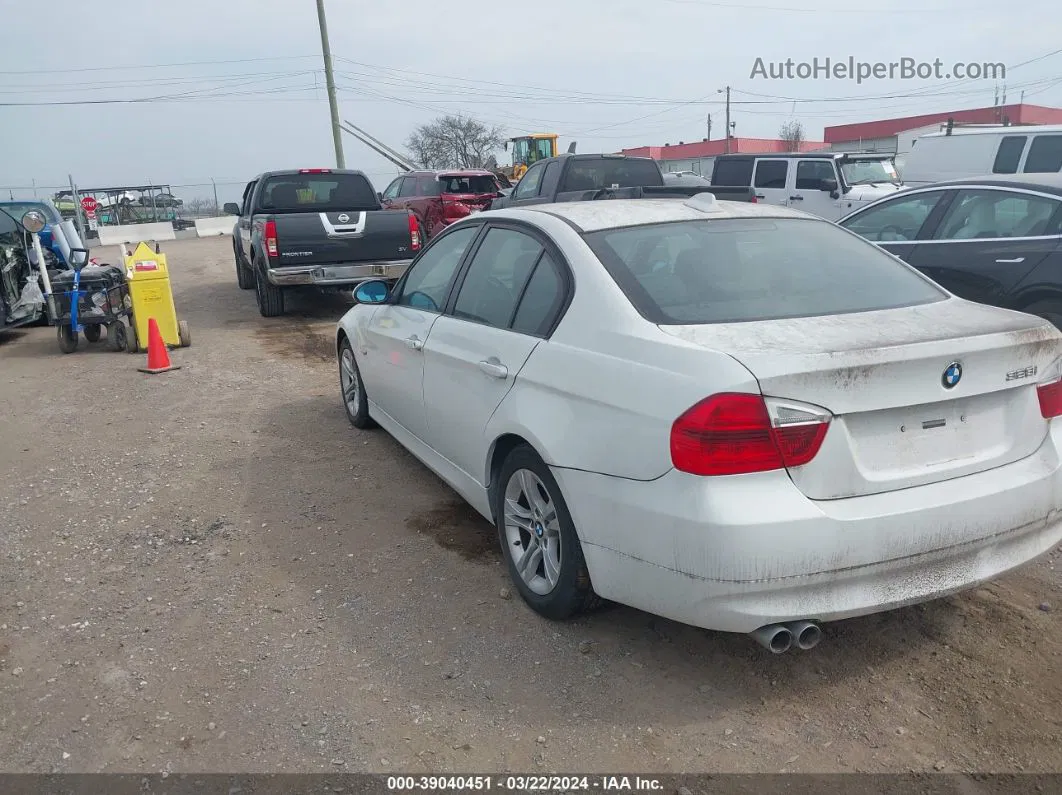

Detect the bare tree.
xmin=779 ymin=119 xmax=806 ymax=151
xmin=186 ymin=197 xmax=218 ymax=217
xmin=406 ymin=115 xmax=506 ymax=169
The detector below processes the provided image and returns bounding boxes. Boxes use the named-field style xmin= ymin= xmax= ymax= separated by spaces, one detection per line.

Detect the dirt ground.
xmin=2 ymin=235 xmax=1062 ymax=775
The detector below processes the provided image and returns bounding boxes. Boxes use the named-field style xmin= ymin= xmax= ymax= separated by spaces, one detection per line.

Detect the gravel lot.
xmin=3 ymin=235 xmax=1062 ymax=775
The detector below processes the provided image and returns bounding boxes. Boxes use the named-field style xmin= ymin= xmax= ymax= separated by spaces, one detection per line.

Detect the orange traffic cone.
xmin=138 ymin=317 xmax=181 ymax=374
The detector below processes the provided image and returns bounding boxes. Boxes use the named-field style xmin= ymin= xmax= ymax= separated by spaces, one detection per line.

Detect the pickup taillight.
xmin=408 ymin=213 xmax=421 ymax=251
xmin=264 ymin=219 xmax=278 ymax=257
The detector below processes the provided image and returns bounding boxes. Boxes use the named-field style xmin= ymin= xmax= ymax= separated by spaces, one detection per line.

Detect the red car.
xmin=380 ymin=170 xmax=502 ymax=240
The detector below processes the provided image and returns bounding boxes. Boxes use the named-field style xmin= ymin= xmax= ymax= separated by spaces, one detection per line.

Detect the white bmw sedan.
xmin=335 ymin=194 xmax=1062 ymax=653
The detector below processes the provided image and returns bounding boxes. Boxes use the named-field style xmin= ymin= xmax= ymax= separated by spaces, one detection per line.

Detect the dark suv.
xmin=380 ymin=170 xmax=502 ymax=240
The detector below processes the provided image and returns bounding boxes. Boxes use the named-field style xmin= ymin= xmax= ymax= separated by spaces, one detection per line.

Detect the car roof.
xmin=256 ymin=169 xmax=371 ymax=179
xmin=499 ymin=197 xmax=812 ymax=233
xmin=902 ymin=173 xmax=1062 ymax=196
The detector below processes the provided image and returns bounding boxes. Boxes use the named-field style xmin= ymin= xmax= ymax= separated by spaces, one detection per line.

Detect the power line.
xmin=0 ymin=55 xmax=317 ymax=76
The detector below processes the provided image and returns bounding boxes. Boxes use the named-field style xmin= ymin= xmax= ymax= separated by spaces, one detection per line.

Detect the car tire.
xmin=253 ymin=256 xmax=285 ymax=317
xmin=493 ymin=445 xmax=598 ymax=621
xmin=235 ymin=246 xmax=254 ymax=290
xmin=339 ymin=338 xmax=375 ymax=429
xmin=1020 ymin=300 xmax=1062 ymax=331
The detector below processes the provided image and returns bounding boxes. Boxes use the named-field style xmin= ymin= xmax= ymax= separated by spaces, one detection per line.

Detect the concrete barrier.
xmin=97 ymin=222 xmax=176 ymax=247
xmin=194 ymin=216 xmax=238 ymax=237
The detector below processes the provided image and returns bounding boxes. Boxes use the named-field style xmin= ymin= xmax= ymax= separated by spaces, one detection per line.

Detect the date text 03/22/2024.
xmin=386 ymin=775 xmax=665 ymax=791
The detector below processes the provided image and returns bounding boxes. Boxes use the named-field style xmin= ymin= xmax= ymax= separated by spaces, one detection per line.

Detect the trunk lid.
xmin=269 ymin=210 xmax=415 ymax=266
xmin=660 ymin=298 xmax=1062 ymax=500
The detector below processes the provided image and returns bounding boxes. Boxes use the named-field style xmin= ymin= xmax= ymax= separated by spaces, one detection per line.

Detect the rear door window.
xmin=452 ymin=228 xmax=543 ymax=329
xmin=753 ymin=160 xmax=788 ymax=189
xmin=993 ymin=136 xmax=1027 ymax=174
xmin=932 ymin=189 xmax=1062 ymax=239
xmin=1023 ymin=135 xmax=1062 ymax=173
xmin=583 ymin=218 xmax=945 ymax=325
xmin=417 ymin=176 xmax=442 ymax=196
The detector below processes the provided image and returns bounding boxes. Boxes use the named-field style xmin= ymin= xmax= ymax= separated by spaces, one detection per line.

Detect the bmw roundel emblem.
xmin=337 ymin=213 xmax=350 ymax=223
xmin=942 ymin=361 xmax=963 ymax=389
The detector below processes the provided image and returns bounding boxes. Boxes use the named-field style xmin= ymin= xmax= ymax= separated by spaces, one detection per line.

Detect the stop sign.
xmin=80 ymin=196 xmax=98 ymax=213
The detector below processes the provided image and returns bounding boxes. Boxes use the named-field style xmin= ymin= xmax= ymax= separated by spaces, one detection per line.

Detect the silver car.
xmin=335 ymin=194 xmax=1062 ymax=653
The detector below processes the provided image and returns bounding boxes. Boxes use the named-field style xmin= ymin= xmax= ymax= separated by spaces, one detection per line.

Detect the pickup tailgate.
xmin=270 ymin=210 xmax=414 ymax=266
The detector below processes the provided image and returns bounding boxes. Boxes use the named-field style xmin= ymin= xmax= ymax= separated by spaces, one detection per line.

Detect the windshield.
xmin=583 ymin=218 xmax=944 ymax=324
xmin=259 ymin=173 xmax=379 ymax=212
xmin=840 ymin=159 xmax=901 ymax=186
xmin=438 ymin=175 xmax=498 ymax=194
xmin=560 ymin=158 xmax=663 ymax=192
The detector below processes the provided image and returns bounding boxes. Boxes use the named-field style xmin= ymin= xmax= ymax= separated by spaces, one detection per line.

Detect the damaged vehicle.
xmin=0 ymin=207 xmax=67 ymax=330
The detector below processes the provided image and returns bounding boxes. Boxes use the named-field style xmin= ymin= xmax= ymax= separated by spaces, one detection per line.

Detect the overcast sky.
xmin=2 ymin=0 xmax=1059 ymax=203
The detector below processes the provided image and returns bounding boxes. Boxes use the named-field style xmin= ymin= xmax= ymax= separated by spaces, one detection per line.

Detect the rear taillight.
xmin=408 ymin=214 xmax=421 ymax=251
xmin=670 ymin=393 xmax=831 ymax=476
xmin=264 ymin=219 xmax=278 ymax=257
xmin=298 ymin=168 xmax=331 ymax=173
xmin=1037 ymin=357 xmax=1062 ymax=418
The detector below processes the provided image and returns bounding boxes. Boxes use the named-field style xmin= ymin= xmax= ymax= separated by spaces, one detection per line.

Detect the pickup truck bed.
xmin=233 ymin=169 xmax=419 ymax=317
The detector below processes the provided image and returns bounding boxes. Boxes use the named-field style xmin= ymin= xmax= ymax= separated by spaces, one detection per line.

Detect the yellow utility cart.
xmin=122 ymin=241 xmax=190 ymax=351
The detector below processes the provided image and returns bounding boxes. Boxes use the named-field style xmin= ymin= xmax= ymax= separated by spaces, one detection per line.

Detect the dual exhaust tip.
xmin=750 ymin=620 xmax=821 ymax=654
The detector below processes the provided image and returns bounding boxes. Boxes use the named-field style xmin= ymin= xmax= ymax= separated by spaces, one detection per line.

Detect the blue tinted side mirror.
xmin=354 ymin=280 xmax=389 ymax=304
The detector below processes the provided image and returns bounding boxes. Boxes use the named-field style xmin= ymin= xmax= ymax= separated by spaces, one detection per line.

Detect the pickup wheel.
xmin=235 ymin=245 xmax=254 ymax=290
xmin=253 ymin=257 xmax=286 ymax=317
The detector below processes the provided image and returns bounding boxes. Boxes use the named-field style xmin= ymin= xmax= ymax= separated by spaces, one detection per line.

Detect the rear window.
xmin=711 ymin=159 xmax=754 ymax=186
xmin=583 ymin=218 xmax=945 ymax=325
xmin=1023 ymin=135 xmax=1062 ymax=173
xmin=438 ymin=174 xmax=497 ymax=194
xmin=559 ymin=158 xmax=662 ymax=192
xmin=259 ymin=173 xmax=379 ymax=212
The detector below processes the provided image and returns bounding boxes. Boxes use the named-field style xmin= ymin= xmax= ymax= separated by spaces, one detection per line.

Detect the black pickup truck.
xmin=230 ymin=169 xmax=420 ymax=317
xmin=490 ymin=153 xmax=755 ymax=209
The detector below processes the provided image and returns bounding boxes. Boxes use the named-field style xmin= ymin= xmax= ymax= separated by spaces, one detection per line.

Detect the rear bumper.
xmin=266 ymin=259 xmax=411 ymax=287
xmin=551 ymin=426 xmax=1062 ymax=633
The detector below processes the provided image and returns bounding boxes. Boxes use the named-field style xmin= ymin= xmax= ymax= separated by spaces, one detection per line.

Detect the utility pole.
xmin=211 ymin=178 xmax=220 ymax=216
xmin=315 ymin=0 xmax=345 ymax=169
xmin=724 ymin=86 xmax=731 ymax=153
xmin=706 ymin=114 xmax=712 ymax=140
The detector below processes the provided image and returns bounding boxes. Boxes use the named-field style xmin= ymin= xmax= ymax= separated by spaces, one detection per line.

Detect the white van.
xmin=710 ymin=152 xmax=904 ymax=221
xmin=902 ymin=125 xmax=1062 ymax=186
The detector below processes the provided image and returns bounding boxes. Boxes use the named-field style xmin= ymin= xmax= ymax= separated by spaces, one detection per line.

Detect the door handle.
xmin=477 ymin=359 xmax=508 ymax=379
xmin=789 ymin=195 xmax=804 ymax=201
xmin=995 ymin=257 xmax=1025 ymax=263
xmin=755 ymin=194 xmax=766 ymax=199
xmin=404 ymin=335 xmax=423 ymax=350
